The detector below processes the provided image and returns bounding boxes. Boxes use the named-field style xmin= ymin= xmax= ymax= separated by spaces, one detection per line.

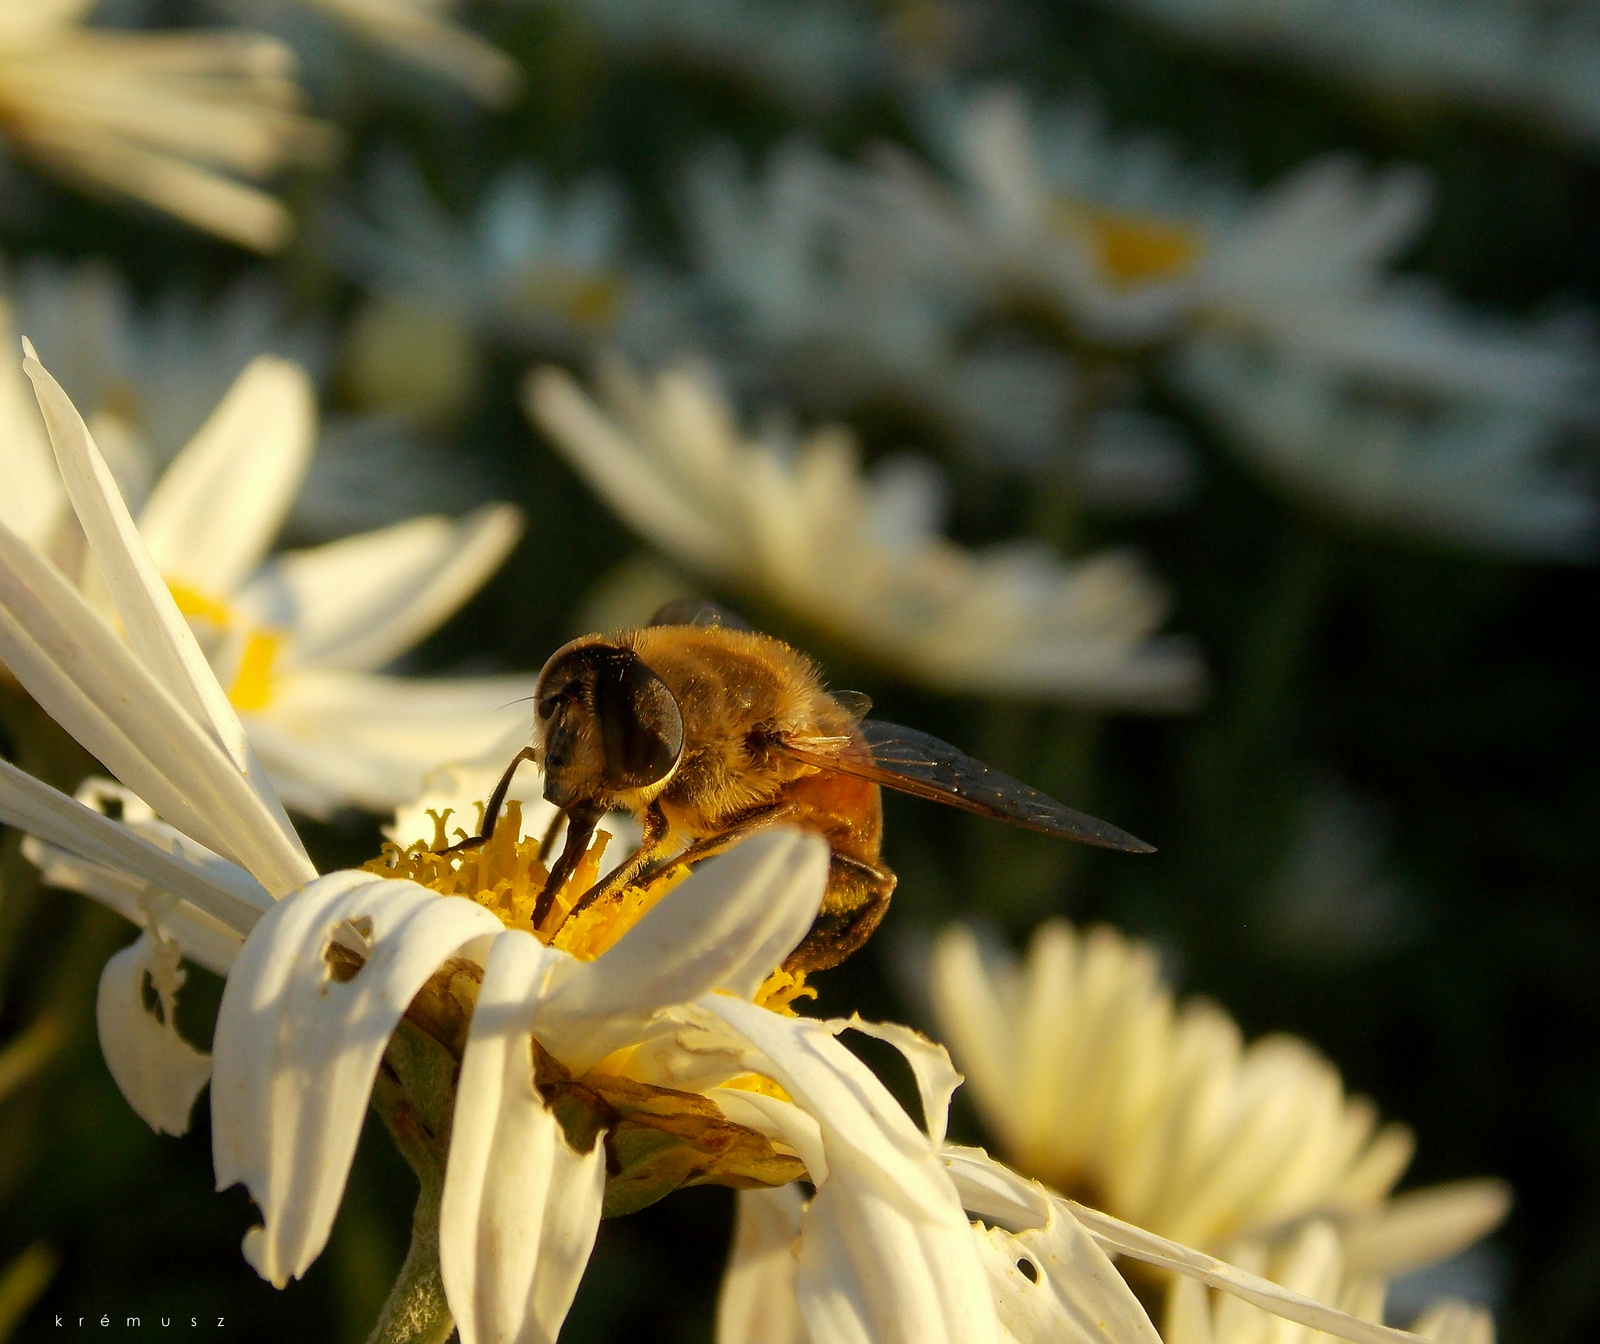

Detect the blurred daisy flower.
xmin=549 ymin=0 xmax=890 ymax=112
xmin=1165 ymin=1217 xmax=1498 ymax=1344
xmin=323 ymin=150 xmax=691 ymax=421
xmin=681 ymin=139 xmax=1092 ymax=474
xmin=0 ymin=0 xmax=333 ymax=250
xmin=230 ymin=0 xmax=520 ymax=104
xmin=929 ymin=920 xmax=1511 ymax=1286
xmin=1 ymin=339 xmax=530 ymax=816
xmin=528 ymin=357 xmax=1205 ymax=709
xmin=842 ymin=88 xmax=1598 ymax=557
xmin=1093 ymin=0 xmax=1600 ymax=147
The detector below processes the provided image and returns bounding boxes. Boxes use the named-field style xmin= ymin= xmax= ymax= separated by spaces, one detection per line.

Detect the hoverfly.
xmin=465 ymin=601 xmax=1152 ymax=972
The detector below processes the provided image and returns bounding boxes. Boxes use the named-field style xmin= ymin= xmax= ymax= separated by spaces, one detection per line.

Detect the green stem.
xmin=365 ymin=1178 xmax=453 ymax=1344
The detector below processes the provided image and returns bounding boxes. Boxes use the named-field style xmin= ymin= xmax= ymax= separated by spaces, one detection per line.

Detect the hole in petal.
xmin=139 ymin=970 xmax=167 ymax=1025
xmin=1016 ymin=1257 xmax=1038 ymax=1283
xmin=322 ymin=918 xmax=376 ymax=985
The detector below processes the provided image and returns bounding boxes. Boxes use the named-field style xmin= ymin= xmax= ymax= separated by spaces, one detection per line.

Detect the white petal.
xmin=239 ymin=504 xmax=523 ymax=673
xmin=211 ymin=871 xmax=504 ymax=1287
xmin=239 ymin=669 xmax=540 ymax=818
xmin=942 ymin=1145 xmax=1054 ymax=1234
xmin=1410 ymin=1300 xmax=1494 ymax=1344
xmin=0 ymin=757 xmax=269 ymax=937
xmin=700 ymin=997 xmax=1000 ymax=1344
xmin=1340 ymin=1181 xmax=1511 ymax=1277
xmin=440 ymin=930 xmax=605 ymax=1344
xmin=0 ymin=313 xmax=67 ymax=548
xmin=826 ymin=1015 xmax=963 ymax=1149
xmin=717 ymin=1186 xmax=811 ymax=1344
xmin=96 ymin=931 xmax=213 ymax=1137
xmin=23 ymin=343 xmax=255 ymax=773
xmin=972 ymin=1200 xmax=1162 ymax=1344
xmin=137 ymin=355 xmax=315 ymax=597
xmin=536 ymin=828 xmax=828 ymax=1072
xmin=0 ymin=493 xmax=314 ymax=897
xmin=1063 ymin=1201 xmax=1421 ymax=1344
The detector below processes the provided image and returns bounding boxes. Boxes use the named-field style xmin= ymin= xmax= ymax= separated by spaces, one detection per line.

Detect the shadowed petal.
xmin=716 ymin=1186 xmax=810 ymax=1344
xmin=211 ymin=871 xmax=503 ymax=1287
xmin=440 ymin=930 xmax=606 ymax=1344
xmin=96 ymin=931 xmax=213 ymax=1137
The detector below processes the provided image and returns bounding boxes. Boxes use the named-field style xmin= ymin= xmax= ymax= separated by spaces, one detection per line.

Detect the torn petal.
xmin=717 ymin=1185 xmax=809 ymax=1344
xmin=827 ymin=1014 xmax=963 ymax=1149
xmin=441 ymin=929 xmax=606 ymax=1344
xmin=96 ymin=931 xmax=212 ymax=1137
xmin=211 ymin=871 xmax=503 ymax=1288
xmin=971 ymin=1199 xmax=1162 ymax=1344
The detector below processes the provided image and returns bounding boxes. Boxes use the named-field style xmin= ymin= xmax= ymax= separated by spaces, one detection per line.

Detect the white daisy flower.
xmin=841 ymin=88 xmax=1597 ymax=556
xmin=323 ymin=150 xmax=691 ymax=416
xmin=1163 ymin=1215 xmax=1498 ymax=1344
xmin=1092 ymin=0 xmax=1600 ymax=147
xmin=929 ymin=920 xmax=1511 ymax=1280
xmin=527 ymin=356 xmax=1204 ymax=709
xmin=1 ymin=339 xmax=532 ymax=816
xmin=680 ymin=140 xmax=1085 ymax=470
xmin=0 ymin=1 xmax=332 ymax=251
xmin=245 ymin=0 xmax=521 ymax=104
xmin=549 ymin=0 xmax=890 ymax=111
xmin=0 ymin=342 xmax=1020 ymax=1344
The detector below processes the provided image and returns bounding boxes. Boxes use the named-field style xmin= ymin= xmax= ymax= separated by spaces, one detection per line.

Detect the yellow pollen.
xmin=167 ymin=581 xmax=232 ymax=629
xmin=753 ymin=967 xmax=816 ymax=1016
xmin=721 ymin=1073 xmax=793 ymax=1103
xmin=228 ymin=631 xmax=283 ymax=712
xmin=1055 ymin=199 xmax=1201 ymax=287
xmin=365 ymin=799 xmax=691 ymax=959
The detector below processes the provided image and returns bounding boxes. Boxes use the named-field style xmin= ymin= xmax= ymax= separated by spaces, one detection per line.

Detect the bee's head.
xmin=533 ymin=638 xmax=685 ymax=808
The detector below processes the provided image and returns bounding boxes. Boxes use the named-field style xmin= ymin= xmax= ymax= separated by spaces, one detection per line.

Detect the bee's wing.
xmin=647 ymin=598 xmax=752 ymax=630
xmin=780 ymin=720 xmax=1154 ymax=853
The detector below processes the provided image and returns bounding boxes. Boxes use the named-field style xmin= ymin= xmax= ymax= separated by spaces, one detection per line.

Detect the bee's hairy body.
xmin=535 ymin=625 xmax=894 ymax=971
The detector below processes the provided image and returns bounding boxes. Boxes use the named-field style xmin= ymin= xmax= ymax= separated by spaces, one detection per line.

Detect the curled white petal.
xmin=717 ymin=1185 xmax=811 ymax=1344
xmin=826 ymin=1014 xmax=963 ymax=1149
xmin=96 ymin=931 xmax=212 ymax=1137
xmin=972 ymin=1200 xmax=1161 ymax=1344
xmin=536 ymin=828 xmax=828 ymax=1072
xmin=701 ymin=996 xmax=1000 ymax=1344
xmin=211 ymin=871 xmax=504 ymax=1287
xmin=441 ymin=929 xmax=606 ymax=1344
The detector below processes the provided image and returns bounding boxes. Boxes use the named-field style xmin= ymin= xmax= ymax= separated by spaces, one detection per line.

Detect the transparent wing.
xmin=781 ymin=720 xmax=1154 ymax=853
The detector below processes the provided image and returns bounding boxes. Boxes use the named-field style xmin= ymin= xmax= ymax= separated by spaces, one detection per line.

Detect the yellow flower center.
xmin=518 ymin=265 xmax=623 ymax=330
xmin=1054 ymin=199 xmax=1202 ymax=287
xmin=166 ymin=581 xmax=286 ymax=712
xmin=367 ymin=799 xmax=816 ymax=1015
xmin=167 ymin=581 xmax=232 ymax=630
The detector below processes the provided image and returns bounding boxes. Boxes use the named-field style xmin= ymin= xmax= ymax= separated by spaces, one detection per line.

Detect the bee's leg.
xmin=442 ymin=747 xmax=538 ymax=854
xmin=535 ymin=807 xmax=566 ymax=863
xmin=781 ymin=854 xmax=897 ymax=974
xmin=556 ymin=801 xmax=675 ymax=925
xmin=558 ymin=801 xmax=799 ymax=929
xmin=530 ymin=800 xmax=605 ymax=929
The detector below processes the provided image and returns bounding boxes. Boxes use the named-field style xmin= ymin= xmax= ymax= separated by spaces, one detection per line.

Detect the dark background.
xmin=2 ymin=1 xmax=1597 ymax=1340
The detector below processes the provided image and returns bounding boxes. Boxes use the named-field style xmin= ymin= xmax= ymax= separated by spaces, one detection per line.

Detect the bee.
xmin=467 ymin=601 xmax=1153 ymax=973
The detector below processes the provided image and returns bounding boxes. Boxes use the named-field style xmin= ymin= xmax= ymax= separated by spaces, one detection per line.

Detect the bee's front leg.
xmin=556 ymin=802 xmax=674 ymax=925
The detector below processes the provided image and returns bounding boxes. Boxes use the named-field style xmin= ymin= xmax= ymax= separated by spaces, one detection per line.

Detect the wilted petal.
xmin=536 ymin=828 xmax=828 ymax=1072
xmin=972 ymin=1200 xmax=1162 ymax=1344
xmin=827 ymin=1015 xmax=963 ymax=1148
xmin=701 ymin=996 xmax=1000 ymax=1344
xmin=441 ymin=929 xmax=606 ymax=1344
xmin=211 ymin=871 xmax=503 ymax=1287
xmin=137 ymin=356 xmax=315 ymax=598
xmin=717 ymin=1185 xmax=810 ymax=1344
xmin=96 ymin=931 xmax=212 ymax=1137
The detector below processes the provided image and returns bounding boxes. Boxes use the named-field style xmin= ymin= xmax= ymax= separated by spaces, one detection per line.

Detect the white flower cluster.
xmin=0 ymin=345 xmax=1476 ymax=1344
